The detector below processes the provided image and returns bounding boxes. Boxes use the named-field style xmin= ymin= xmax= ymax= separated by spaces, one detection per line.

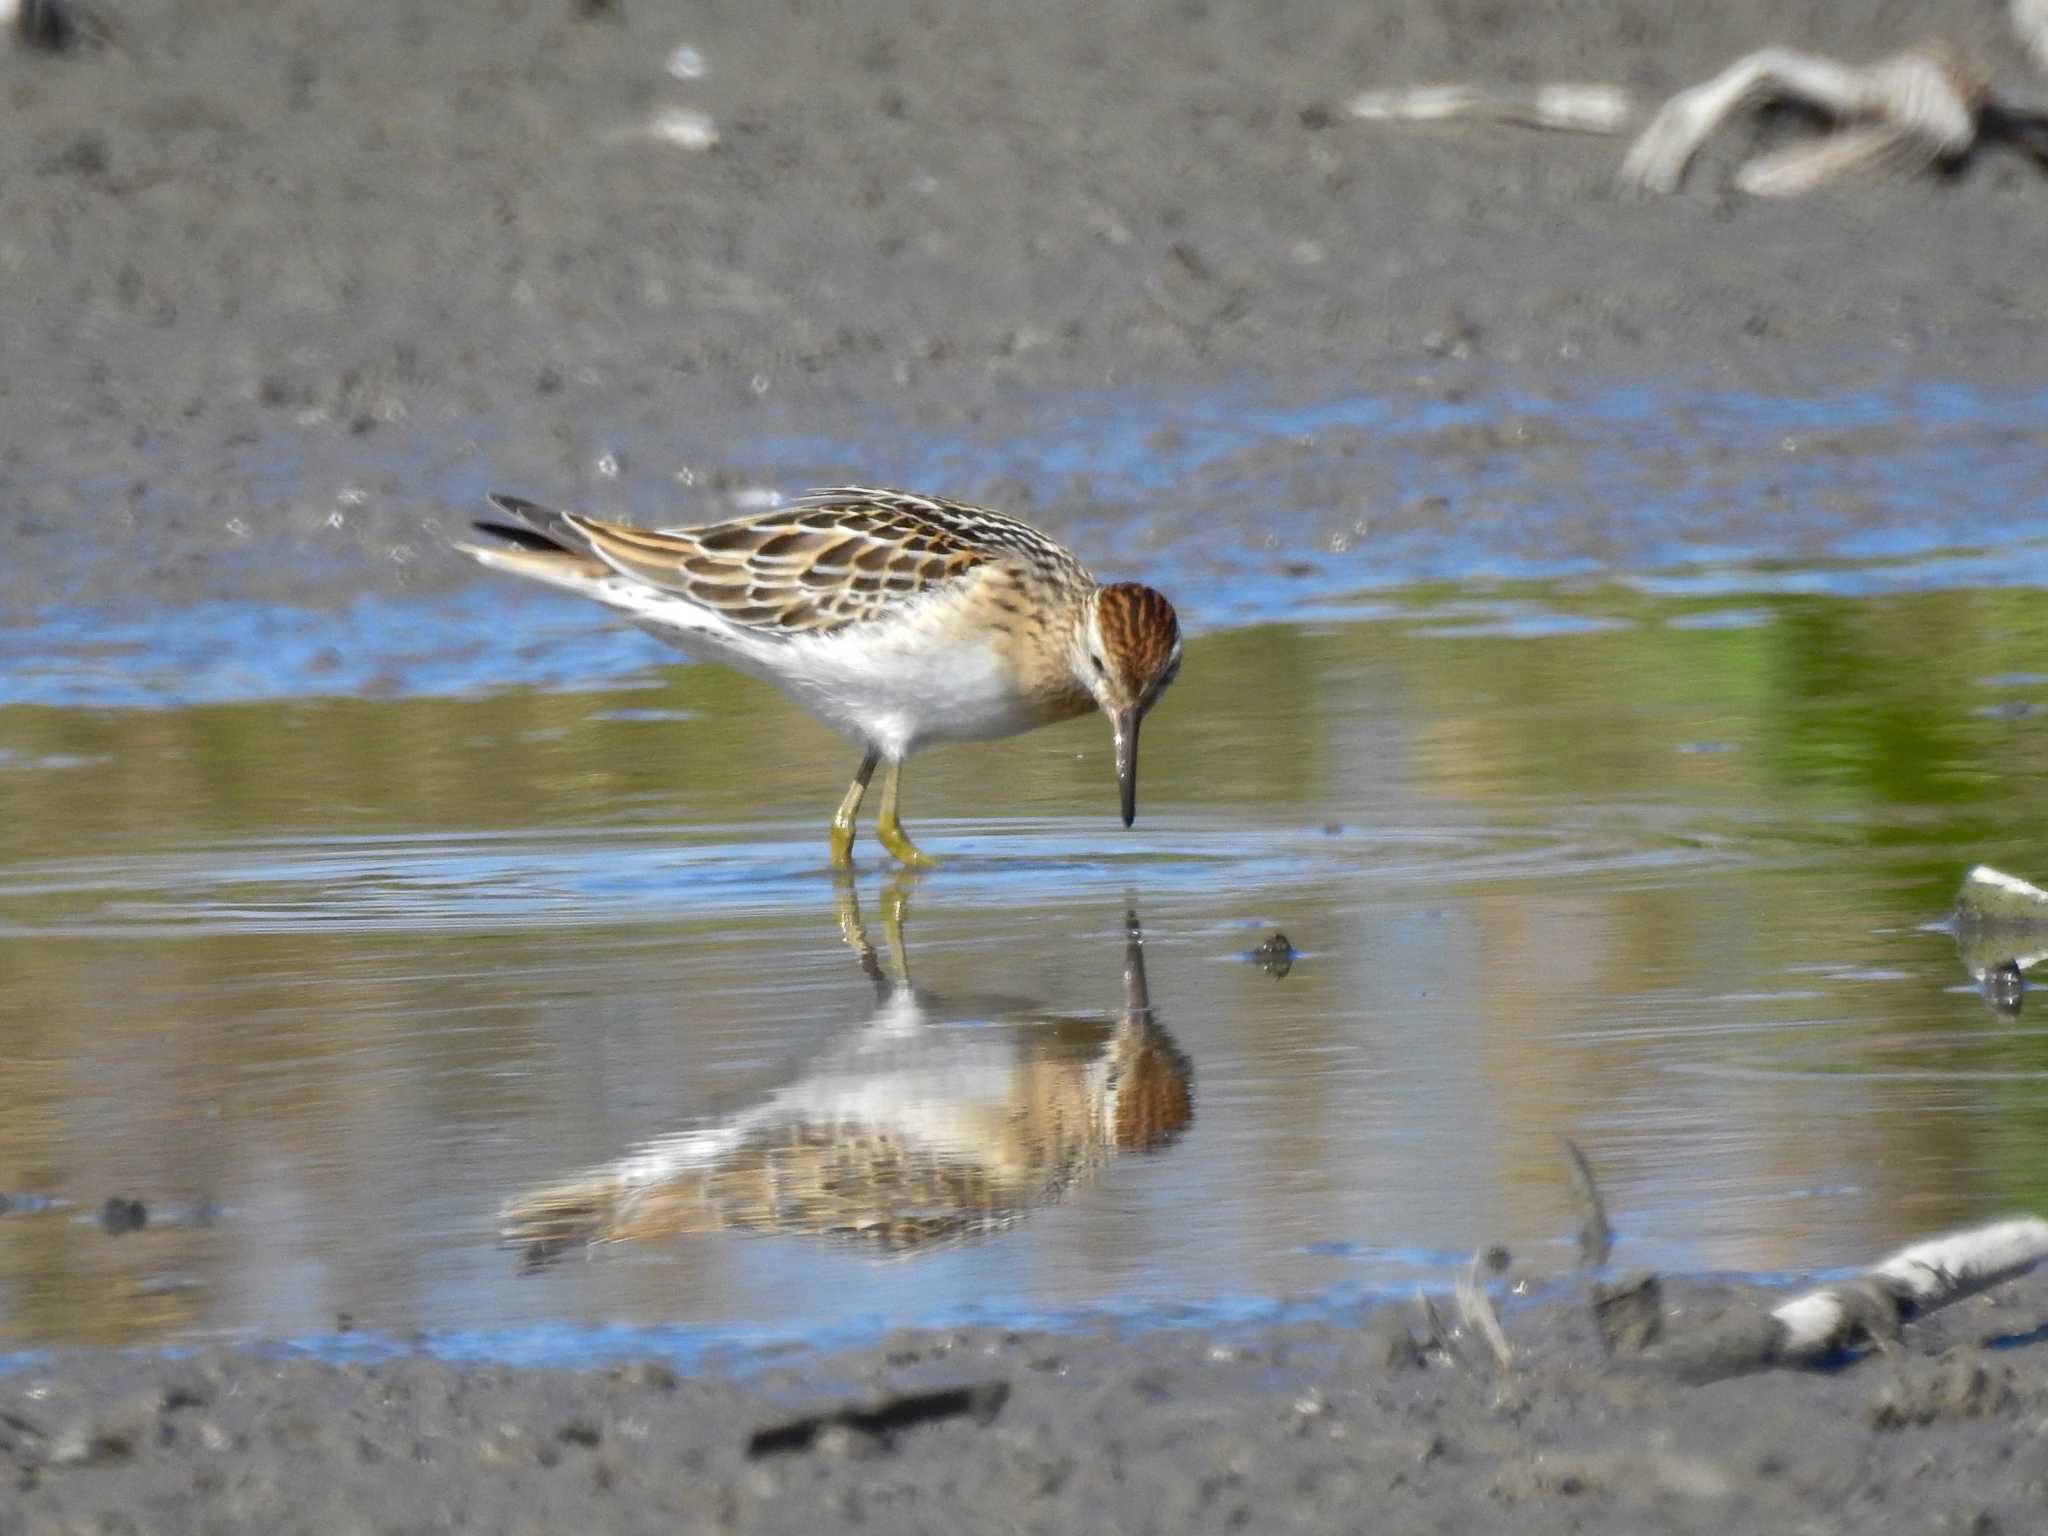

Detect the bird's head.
xmin=1074 ymin=582 xmax=1183 ymax=827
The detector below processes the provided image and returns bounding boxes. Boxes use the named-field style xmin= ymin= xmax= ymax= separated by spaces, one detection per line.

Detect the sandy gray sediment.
xmin=3 ymin=0 xmax=2047 ymax=612
xmin=7 ymin=0 xmax=2048 ymax=1528
xmin=7 ymin=1267 xmax=2048 ymax=1534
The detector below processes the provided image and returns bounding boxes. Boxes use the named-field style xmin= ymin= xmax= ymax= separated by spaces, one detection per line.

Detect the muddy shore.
xmin=8 ymin=0 xmax=2048 ymax=1529
xmin=8 ymin=1265 xmax=2048 ymax=1534
xmin=5 ymin=0 xmax=2048 ymax=614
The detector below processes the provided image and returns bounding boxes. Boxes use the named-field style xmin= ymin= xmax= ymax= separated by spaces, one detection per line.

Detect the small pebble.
xmin=100 ymin=1197 xmax=147 ymax=1235
xmin=645 ymin=108 xmax=719 ymax=152
xmin=1253 ymin=932 xmax=1296 ymax=978
xmin=611 ymin=1360 xmax=677 ymax=1391
xmin=1985 ymin=960 xmax=2025 ymax=1016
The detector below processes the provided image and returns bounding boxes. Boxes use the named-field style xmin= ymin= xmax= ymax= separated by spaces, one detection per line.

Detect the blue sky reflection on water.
xmin=7 ymin=373 xmax=2048 ymax=709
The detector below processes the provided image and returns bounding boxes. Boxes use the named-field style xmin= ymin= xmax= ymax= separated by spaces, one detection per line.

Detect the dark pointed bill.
xmin=1113 ymin=708 xmax=1140 ymax=827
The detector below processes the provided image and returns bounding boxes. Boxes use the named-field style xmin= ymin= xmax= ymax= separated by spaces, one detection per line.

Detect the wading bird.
xmin=461 ymin=487 xmax=1182 ymax=869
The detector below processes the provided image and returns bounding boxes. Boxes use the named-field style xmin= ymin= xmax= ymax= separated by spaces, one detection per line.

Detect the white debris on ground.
xmin=1350 ymin=0 xmax=2048 ymax=197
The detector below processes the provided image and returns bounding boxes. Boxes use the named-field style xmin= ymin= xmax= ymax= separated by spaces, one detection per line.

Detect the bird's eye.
xmin=1090 ymin=653 xmax=1107 ymax=674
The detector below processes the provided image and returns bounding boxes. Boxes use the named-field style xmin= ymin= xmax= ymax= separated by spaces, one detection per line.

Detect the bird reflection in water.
xmin=502 ymin=887 xmax=1192 ymax=1267
xmin=1950 ymin=865 xmax=2048 ymax=1018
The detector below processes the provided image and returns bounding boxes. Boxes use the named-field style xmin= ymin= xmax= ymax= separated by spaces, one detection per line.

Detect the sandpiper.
xmin=458 ymin=487 xmax=1183 ymax=868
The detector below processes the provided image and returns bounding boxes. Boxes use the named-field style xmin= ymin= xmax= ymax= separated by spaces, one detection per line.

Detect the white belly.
xmin=777 ymin=625 xmax=1046 ymax=758
xmin=610 ymin=581 xmax=1069 ymax=761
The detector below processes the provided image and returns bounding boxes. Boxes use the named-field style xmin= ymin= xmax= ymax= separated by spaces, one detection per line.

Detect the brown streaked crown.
xmin=1110 ymin=1023 xmax=1196 ymax=1152
xmin=1096 ymin=582 xmax=1181 ymax=690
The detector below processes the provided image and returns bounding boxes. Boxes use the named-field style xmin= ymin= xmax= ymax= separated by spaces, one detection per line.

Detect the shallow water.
xmin=6 ymin=380 xmax=2048 ymax=1362
xmin=8 ymin=587 xmax=2048 ymax=1357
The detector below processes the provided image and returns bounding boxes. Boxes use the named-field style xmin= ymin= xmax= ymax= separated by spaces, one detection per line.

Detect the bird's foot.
xmin=828 ymin=821 xmax=858 ymax=870
xmin=875 ymin=816 xmax=940 ymax=869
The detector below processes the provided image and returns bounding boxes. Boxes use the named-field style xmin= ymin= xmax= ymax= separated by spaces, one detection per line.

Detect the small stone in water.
xmin=100 ymin=1197 xmax=148 ymax=1235
xmin=1253 ymin=932 xmax=1296 ymax=978
xmin=1984 ymin=960 xmax=2025 ymax=1017
xmin=1955 ymin=866 xmax=2048 ymax=926
xmin=1591 ymin=1273 xmax=1664 ymax=1355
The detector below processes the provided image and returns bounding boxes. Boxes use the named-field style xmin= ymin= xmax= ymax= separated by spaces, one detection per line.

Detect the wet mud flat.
xmin=6 ymin=0 xmax=2048 ymax=613
xmin=7 ymin=1264 xmax=2048 ymax=1535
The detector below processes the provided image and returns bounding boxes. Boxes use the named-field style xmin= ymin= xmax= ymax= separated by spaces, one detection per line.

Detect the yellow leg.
xmin=874 ymin=760 xmax=940 ymax=869
xmin=829 ymin=749 xmax=880 ymax=870
xmin=832 ymin=872 xmax=914 ymax=988
xmin=879 ymin=875 xmax=914 ymax=981
xmin=834 ymin=877 xmax=887 ymax=989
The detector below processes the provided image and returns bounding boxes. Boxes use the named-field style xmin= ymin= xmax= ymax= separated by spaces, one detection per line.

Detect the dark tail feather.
xmin=472 ymin=493 xmax=589 ymax=555
xmin=469 ymin=519 xmax=571 ymax=554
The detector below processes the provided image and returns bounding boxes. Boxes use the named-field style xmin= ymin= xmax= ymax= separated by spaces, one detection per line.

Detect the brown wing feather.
xmin=560 ymin=487 xmax=1084 ymax=637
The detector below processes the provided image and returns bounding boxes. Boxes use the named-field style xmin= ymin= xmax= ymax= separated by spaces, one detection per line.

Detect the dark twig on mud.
xmin=1414 ymin=1288 xmax=1454 ymax=1361
xmin=747 ymin=1383 xmax=1010 ymax=1457
xmin=11 ymin=0 xmax=115 ymax=52
xmin=1560 ymin=1137 xmax=1614 ymax=1268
